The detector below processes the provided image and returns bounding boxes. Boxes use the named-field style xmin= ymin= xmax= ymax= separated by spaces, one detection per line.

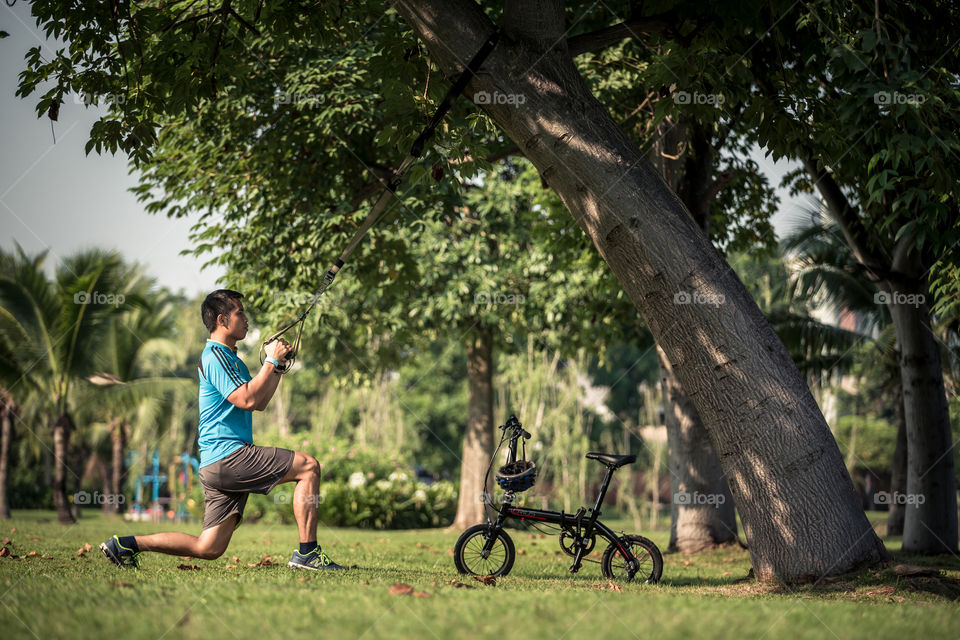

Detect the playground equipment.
xmin=125 ymin=451 xmax=200 ymax=523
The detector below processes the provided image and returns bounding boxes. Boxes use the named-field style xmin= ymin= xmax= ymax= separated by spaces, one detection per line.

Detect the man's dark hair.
xmin=201 ymin=289 xmax=244 ymax=333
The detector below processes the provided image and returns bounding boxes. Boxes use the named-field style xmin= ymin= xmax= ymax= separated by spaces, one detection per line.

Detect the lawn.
xmin=1 ymin=510 xmax=958 ymax=639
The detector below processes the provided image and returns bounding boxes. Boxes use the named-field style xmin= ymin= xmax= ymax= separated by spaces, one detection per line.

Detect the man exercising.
xmin=100 ymin=289 xmax=345 ymax=571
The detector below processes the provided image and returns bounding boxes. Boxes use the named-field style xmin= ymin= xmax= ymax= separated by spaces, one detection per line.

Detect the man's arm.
xmin=224 ymin=339 xmax=290 ymax=412
xmin=227 ymin=362 xmax=282 ymax=412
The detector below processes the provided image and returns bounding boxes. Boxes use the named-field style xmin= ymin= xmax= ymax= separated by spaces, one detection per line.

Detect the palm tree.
xmin=88 ymin=284 xmax=193 ymax=514
xmin=0 ymin=246 xmax=131 ymax=523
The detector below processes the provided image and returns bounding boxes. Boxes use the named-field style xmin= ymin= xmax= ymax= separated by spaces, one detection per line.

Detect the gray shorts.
xmin=198 ymin=444 xmax=295 ymax=530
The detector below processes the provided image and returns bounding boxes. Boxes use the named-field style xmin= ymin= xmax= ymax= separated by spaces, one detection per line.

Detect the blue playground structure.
xmin=126 ymin=451 xmax=200 ymax=523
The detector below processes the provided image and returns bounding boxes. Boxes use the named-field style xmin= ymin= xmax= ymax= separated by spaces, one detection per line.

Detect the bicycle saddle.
xmin=585 ymin=452 xmax=636 ymax=468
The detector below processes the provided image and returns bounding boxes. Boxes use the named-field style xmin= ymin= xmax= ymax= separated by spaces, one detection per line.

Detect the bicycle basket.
xmin=496 ymin=460 xmax=538 ymax=492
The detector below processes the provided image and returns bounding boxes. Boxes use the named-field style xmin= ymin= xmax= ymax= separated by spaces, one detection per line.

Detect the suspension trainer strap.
xmin=263 ymin=29 xmax=501 ymax=372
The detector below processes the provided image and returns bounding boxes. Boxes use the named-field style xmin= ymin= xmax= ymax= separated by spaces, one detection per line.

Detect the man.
xmin=100 ymin=289 xmax=345 ymax=571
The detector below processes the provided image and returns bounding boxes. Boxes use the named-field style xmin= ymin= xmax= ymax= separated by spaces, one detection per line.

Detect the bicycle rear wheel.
xmin=601 ymin=535 xmax=663 ymax=583
xmin=453 ymin=524 xmax=516 ymax=577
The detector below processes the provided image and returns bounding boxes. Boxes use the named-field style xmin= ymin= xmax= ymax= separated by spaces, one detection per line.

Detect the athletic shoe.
xmin=288 ymin=548 xmax=346 ymax=570
xmin=100 ymin=535 xmax=140 ymax=569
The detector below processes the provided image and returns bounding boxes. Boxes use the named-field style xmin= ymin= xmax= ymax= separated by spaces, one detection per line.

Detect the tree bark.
xmin=886 ymin=386 xmax=907 ymax=537
xmin=660 ymin=347 xmax=737 ymax=551
xmin=52 ymin=412 xmax=76 ymax=524
xmin=395 ymin=0 xmax=889 ymax=580
xmin=108 ymin=420 xmax=127 ymax=515
xmin=649 ymin=120 xmax=737 ymax=552
xmin=451 ymin=325 xmax=495 ymax=530
xmin=0 ymin=393 xmax=13 ymax=519
xmin=885 ymin=281 xmax=957 ymax=553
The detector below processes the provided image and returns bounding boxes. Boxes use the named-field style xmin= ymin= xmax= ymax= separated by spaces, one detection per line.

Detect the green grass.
xmin=1 ymin=510 xmax=958 ymax=639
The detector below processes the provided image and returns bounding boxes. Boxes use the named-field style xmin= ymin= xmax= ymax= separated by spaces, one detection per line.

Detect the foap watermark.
xmin=874 ymin=491 xmax=925 ymax=506
xmin=473 ymin=90 xmax=527 ymax=106
xmin=474 ymin=291 xmax=526 ymax=306
xmin=874 ymin=291 xmax=925 ymax=308
xmin=874 ymin=91 xmax=926 ymax=106
xmin=73 ymin=92 xmax=127 ymax=107
xmin=476 ymin=491 xmax=521 ymax=505
xmin=673 ymin=491 xmax=726 ymax=507
xmin=74 ymin=291 xmax=125 ymax=307
xmin=275 ymin=92 xmax=325 ymax=108
xmin=674 ymin=290 xmax=725 ymax=307
xmin=673 ymin=91 xmax=725 ymax=107
xmin=73 ymin=491 xmax=125 ymax=506
xmin=273 ymin=492 xmax=325 ymax=506
xmin=273 ymin=291 xmax=316 ymax=306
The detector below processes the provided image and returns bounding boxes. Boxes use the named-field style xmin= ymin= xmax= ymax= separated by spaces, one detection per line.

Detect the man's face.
xmin=219 ymin=300 xmax=248 ymax=340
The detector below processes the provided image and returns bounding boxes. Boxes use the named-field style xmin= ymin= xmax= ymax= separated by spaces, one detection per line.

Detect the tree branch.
xmin=801 ymin=156 xmax=888 ymax=278
xmin=567 ymin=14 xmax=675 ymax=56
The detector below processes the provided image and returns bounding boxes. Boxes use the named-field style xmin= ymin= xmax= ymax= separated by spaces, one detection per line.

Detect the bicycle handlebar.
xmin=498 ymin=414 xmax=530 ymax=439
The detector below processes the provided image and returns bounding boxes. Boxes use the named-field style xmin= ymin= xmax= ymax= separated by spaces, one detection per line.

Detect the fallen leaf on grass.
xmin=446 ymin=549 xmax=454 ymax=556
xmin=224 ymin=565 xmax=237 ymax=570
xmin=683 ymin=560 xmax=691 ymax=567
xmin=518 ymin=549 xmax=526 ymax=555
xmin=415 ymin=542 xmax=430 ymax=549
xmin=445 ymin=580 xmax=475 ymax=589
xmin=472 ymin=575 xmax=496 ymax=586
xmin=593 ymin=581 xmax=622 ymax=593
xmin=30 ymin=538 xmax=40 ymax=542
xmin=112 ymin=580 xmax=132 ymax=588
xmin=390 ymin=583 xmax=414 ymax=596
xmin=247 ymin=556 xmax=275 ymax=568
xmin=2 ymin=537 xmax=10 ymax=545
xmin=232 ymin=556 xmax=240 ymax=563
xmin=26 ymin=551 xmax=38 ymax=558
xmin=177 ymin=564 xmax=201 ymax=570
xmin=413 ymin=591 xmax=430 ymax=598
xmin=83 ymin=542 xmax=92 ymax=552
xmin=298 ymin=576 xmax=310 ymax=582
xmin=865 ymin=586 xmax=896 ymax=597
xmin=893 ymin=564 xmax=940 ymax=577
xmin=76 ymin=548 xmax=88 ymax=558
xmin=9 ymin=528 xmax=16 ymax=533
xmin=0 ymin=547 xmax=9 ymax=558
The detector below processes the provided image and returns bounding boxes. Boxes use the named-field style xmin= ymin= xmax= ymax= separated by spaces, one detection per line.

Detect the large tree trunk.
xmin=450 ymin=325 xmax=495 ymax=530
xmin=0 ymin=394 xmax=12 ymax=519
xmin=660 ymin=348 xmax=737 ymax=551
xmin=885 ymin=280 xmax=957 ymax=553
xmin=886 ymin=386 xmax=907 ymax=537
xmin=396 ymin=0 xmax=889 ymax=581
xmin=649 ymin=121 xmax=737 ymax=552
xmin=52 ymin=412 xmax=76 ymax=524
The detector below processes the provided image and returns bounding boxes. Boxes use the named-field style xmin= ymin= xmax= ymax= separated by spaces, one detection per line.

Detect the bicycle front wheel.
xmin=453 ymin=524 xmax=516 ymax=577
xmin=601 ymin=535 xmax=663 ymax=583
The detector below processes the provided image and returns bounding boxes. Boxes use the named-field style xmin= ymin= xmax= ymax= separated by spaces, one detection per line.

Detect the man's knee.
xmin=196 ymin=540 xmax=227 ymax=560
xmin=297 ymin=453 xmax=321 ymax=481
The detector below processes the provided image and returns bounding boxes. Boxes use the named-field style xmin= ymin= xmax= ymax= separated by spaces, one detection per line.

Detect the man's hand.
xmin=266 ymin=338 xmax=293 ymax=362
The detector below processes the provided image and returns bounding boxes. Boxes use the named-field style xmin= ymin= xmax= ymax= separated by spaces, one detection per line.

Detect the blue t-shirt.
xmin=197 ymin=339 xmax=253 ymax=468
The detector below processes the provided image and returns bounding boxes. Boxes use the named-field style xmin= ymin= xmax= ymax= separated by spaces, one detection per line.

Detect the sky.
xmin=1 ymin=2 xmax=810 ymax=300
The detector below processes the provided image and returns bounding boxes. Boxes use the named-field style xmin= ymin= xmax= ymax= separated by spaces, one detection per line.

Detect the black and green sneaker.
xmin=100 ymin=535 xmax=140 ymax=569
xmin=288 ymin=548 xmax=346 ymax=571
